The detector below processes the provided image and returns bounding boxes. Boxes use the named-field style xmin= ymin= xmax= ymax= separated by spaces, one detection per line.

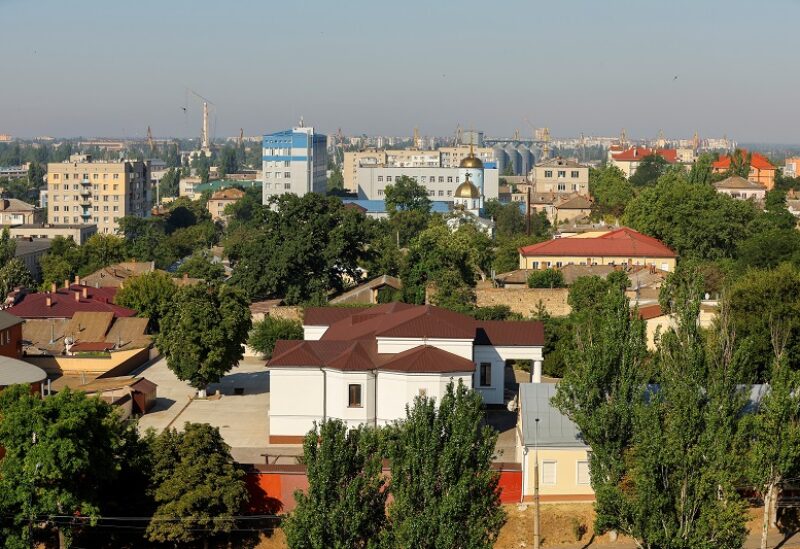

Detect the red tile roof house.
xmin=2 ymin=284 xmax=135 ymax=320
xmin=610 ymin=146 xmax=679 ymax=178
xmin=267 ymin=303 xmax=544 ymax=444
xmin=712 ymin=151 xmax=776 ymax=190
xmin=518 ymin=227 xmax=678 ymax=273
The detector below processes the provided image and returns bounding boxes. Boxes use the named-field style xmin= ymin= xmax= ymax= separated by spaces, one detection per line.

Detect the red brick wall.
xmin=244 ymin=465 xmax=522 ymax=514
xmin=0 ymin=323 xmax=22 ymax=359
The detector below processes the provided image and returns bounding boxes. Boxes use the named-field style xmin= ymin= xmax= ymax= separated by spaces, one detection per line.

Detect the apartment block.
xmin=532 ymin=157 xmax=590 ymax=195
xmin=262 ymin=127 xmax=327 ymax=201
xmin=46 ymin=155 xmax=151 ymax=234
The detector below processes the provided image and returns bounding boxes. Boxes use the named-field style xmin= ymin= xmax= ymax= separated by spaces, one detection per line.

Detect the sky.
xmin=1 ymin=0 xmax=799 ymax=143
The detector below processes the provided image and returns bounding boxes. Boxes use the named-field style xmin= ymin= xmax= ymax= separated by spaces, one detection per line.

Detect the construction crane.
xmin=146 ymin=126 xmax=155 ymax=154
xmin=453 ymin=124 xmax=462 ymax=146
xmin=186 ymin=88 xmax=214 ymax=154
xmin=237 ymin=128 xmax=244 ymax=148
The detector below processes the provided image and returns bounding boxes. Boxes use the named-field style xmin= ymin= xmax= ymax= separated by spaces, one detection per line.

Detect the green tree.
xmin=628 ymin=153 xmax=668 ymax=187
xmin=382 ymin=382 xmax=505 ymax=548
xmin=284 ymin=420 xmax=386 ymax=549
xmin=728 ymin=149 xmax=752 ymax=178
xmin=401 ymin=223 xmax=477 ymax=307
xmin=228 ymin=193 xmax=369 ymax=304
xmin=384 ymin=175 xmax=431 ymax=215
xmin=0 ymin=386 xmax=136 ymax=548
xmin=327 ymin=166 xmax=345 ymax=194
xmin=526 ymin=268 xmax=564 ymax=288
xmin=146 ymin=423 xmax=247 ymax=547
xmin=493 ymin=234 xmax=545 ymax=274
xmin=0 ymin=226 xmax=16 ymax=264
xmin=484 ymin=199 xmax=527 ymax=237
xmin=156 ymin=284 xmax=251 ymax=395
xmin=589 ymin=165 xmax=633 ymax=218
xmin=80 ymin=233 xmax=126 ymax=275
xmin=115 ymin=271 xmax=177 ymax=332
xmin=175 ymin=252 xmax=226 ymax=283
xmin=688 ymin=153 xmax=715 ymax=185
xmin=746 ymin=350 xmax=800 ymax=549
xmin=158 ymin=167 xmax=181 ymax=199
xmin=27 ymin=162 xmax=46 ymax=190
xmin=0 ymin=258 xmax=33 ymax=296
xmin=623 ymin=171 xmax=758 ymax=260
xmin=553 ymin=282 xmax=649 ymax=536
xmin=218 ymin=146 xmax=238 ymax=178
xmin=727 ymin=263 xmax=800 ymax=380
xmin=248 ymin=316 xmax=303 ymax=358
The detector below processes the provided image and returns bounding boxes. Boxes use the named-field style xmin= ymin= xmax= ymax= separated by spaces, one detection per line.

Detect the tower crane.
xmin=146 ymin=126 xmax=155 ymax=154
xmin=186 ymin=88 xmax=214 ymax=154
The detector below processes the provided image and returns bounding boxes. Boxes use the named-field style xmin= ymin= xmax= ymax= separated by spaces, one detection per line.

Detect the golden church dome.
xmin=455 ymin=180 xmax=481 ymax=199
xmin=459 ymin=144 xmax=484 ymax=169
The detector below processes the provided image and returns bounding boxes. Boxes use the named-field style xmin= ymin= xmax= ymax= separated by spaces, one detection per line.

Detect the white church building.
xmin=267 ymin=303 xmax=544 ymax=444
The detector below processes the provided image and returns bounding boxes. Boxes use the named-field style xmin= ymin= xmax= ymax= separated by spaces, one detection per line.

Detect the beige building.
xmin=343 ymin=146 xmax=496 ymax=193
xmin=439 ymin=146 xmax=495 ymax=168
xmin=519 ymin=227 xmax=677 ymax=272
xmin=531 ymin=157 xmax=589 ymax=195
xmin=47 ymin=155 xmax=151 ymax=234
xmin=207 ymin=187 xmax=245 ymax=220
xmin=0 ymin=198 xmax=43 ymax=225
xmin=9 ymin=223 xmax=97 ymax=244
xmin=713 ymin=175 xmax=767 ymax=201
xmin=517 ymin=383 xmax=594 ymax=502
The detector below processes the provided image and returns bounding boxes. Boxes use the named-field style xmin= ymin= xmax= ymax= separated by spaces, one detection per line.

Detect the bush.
xmin=527 ymin=268 xmax=565 ymax=289
xmin=248 ymin=316 xmax=303 ymax=358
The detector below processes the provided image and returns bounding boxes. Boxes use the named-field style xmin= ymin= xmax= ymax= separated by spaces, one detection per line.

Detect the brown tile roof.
xmin=555 ymin=195 xmax=593 ymax=210
xmin=0 ymin=310 xmax=23 ymax=331
xmin=81 ymin=262 xmax=155 ymax=288
xmin=22 ymin=312 xmax=150 ymax=356
xmin=249 ymin=299 xmax=285 ymax=315
xmin=638 ymin=304 xmax=664 ymax=320
xmin=210 ymin=188 xmax=245 ymax=200
xmin=474 ymin=320 xmax=544 ymax=346
xmin=303 ymin=302 xmax=413 ymax=326
xmin=559 ymin=264 xmax=616 ymax=285
xmin=379 ymin=345 xmax=474 ymax=373
xmin=6 ymin=285 xmax=135 ymax=319
xmin=519 ymin=227 xmax=676 ymax=259
xmin=713 ymin=176 xmax=766 ymax=190
xmin=494 ymin=269 xmax=534 ymax=285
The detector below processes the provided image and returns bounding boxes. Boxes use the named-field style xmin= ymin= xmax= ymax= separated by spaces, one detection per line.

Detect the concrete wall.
xmin=476 ymin=285 xmax=571 ymax=318
xmin=521 ymin=447 xmax=594 ymax=502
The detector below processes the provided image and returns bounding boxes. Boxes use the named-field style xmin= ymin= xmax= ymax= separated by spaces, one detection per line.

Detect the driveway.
xmin=135 ymin=357 xmax=271 ymax=463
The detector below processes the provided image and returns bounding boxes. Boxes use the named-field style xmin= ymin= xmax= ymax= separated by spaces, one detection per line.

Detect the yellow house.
xmin=519 ymin=227 xmax=677 ymax=272
xmin=517 ymin=383 xmax=594 ymax=502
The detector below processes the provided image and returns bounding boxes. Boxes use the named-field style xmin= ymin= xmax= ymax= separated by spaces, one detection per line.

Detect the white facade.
xmin=356 ymin=166 xmax=499 ymax=201
xmin=262 ymin=127 xmax=327 ymax=202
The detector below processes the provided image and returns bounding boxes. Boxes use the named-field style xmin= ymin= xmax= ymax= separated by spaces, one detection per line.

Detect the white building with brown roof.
xmin=713 ymin=175 xmax=767 ymax=201
xmin=207 ymin=187 xmax=245 ymax=221
xmin=0 ymin=198 xmax=44 ymax=225
xmin=267 ymin=303 xmax=544 ymax=444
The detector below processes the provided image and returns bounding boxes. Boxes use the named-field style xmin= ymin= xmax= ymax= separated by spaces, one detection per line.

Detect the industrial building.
xmin=262 ymin=126 xmax=327 ymax=201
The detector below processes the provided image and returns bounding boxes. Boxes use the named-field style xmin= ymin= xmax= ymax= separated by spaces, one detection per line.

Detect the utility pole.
xmin=526 ymin=185 xmax=532 ymax=236
xmin=533 ymin=417 xmax=541 ymax=549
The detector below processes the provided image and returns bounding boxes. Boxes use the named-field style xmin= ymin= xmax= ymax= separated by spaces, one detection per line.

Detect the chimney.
xmin=74 ymin=275 xmax=80 ymax=285
xmin=74 ymin=291 xmax=80 ymax=302
xmin=46 ymin=296 xmax=52 ymax=307
xmin=63 ymin=279 xmax=70 ymax=290
xmin=82 ymin=287 xmax=88 ymax=299
xmin=50 ymin=282 xmax=57 ymax=293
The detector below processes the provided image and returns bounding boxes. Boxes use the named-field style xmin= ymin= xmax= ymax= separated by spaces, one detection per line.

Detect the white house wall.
xmin=376 ymin=337 xmax=474 ymax=359
xmin=269 ymin=368 xmax=325 ymax=439
xmin=473 ymin=345 xmax=545 ymax=390
xmin=303 ymin=325 xmax=328 ymax=340
xmin=376 ymin=371 xmax=473 ymax=425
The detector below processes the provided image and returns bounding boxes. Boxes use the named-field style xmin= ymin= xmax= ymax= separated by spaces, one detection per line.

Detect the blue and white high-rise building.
xmin=262 ymin=126 xmax=327 ymax=202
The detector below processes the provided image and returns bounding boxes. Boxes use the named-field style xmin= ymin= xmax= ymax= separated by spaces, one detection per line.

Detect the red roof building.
xmin=3 ymin=284 xmax=135 ymax=320
xmin=712 ymin=150 xmax=776 ymax=190
xmin=518 ymin=227 xmax=677 ymax=272
xmin=267 ymin=304 xmax=545 ymax=444
xmin=610 ymin=147 xmax=679 ymax=178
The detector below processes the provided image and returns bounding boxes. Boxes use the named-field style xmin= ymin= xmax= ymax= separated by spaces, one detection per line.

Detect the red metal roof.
xmin=379 ymin=345 xmax=474 ymax=374
xmin=611 ymin=147 xmax=678 ymax=163
xmin=712 ymin=151 xmax=774 ymax=171
xmin=519 ymin=227 xmax=676 ymax=259
xmin=637 ymin=304 xmax=664 ymax=320
xmin=6 ymin=285 xmax=135 ymax=319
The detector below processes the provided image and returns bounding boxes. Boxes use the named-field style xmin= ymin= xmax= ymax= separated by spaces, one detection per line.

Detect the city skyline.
xmin=1 ymin=0 xmax=799 ymax=142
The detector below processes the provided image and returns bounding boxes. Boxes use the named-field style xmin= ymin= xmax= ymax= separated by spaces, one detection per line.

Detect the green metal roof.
xmin=194 ymin=179 xmax=261 ymax=193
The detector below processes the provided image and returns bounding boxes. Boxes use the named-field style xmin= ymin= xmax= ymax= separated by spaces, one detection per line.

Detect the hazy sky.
xmin=2 ymin=0 xmax=799 ymax=142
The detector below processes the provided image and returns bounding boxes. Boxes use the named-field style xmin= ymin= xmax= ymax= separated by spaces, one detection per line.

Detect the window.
xmin=348 ymin=384 xmax=362 ymax=408
xmin=53 ymin=216 xmax=59 ymax=223
xmin=386 ymin=176 xmax=393 ymax=182
xmin=53 ymin=174 xmax=59 ymax=180
xmin=577 ymin=461 xmax=590 ymax=485
xmin=439 ymin=176 xmax=444 ymax=182
xmin=113 ymin=174 xmax=119 ymax=180
xmin=284 ymin=183 xmax=291 ymax=190
xmin=447 ymin=190 xmax=452 ymax=197
xmin=93 ymin=206 xmax=99 ymax=212
xmin=557 ymin=183 xmax=566 ymax=191
xmin=479 ymin=363 xmax=492 ymax=387
xmin=571 ymin=170 xmax=579 ymax=178
xmin=542 ymin=461 xmax=557 ymax=485
xmin=447 ymin=176 xmax=453 ymax=183
xmin=378 ymin=189 xmax=384 ymax=196
xmin=438 ymin=190 xmax=444 ymax=196
xmin=52 ymin=184 xmax=59 ymax=190
xmin=284 ymin=172 xmax=290 ymax=178
xmin=93 ymin=173 xmax=99 ymax=180
xmin=377 ymin=176 xmax=383 ymax=182
xmin=557 ymin=170 xmax=566 ymax=178
xmin=544 ymin=170 xmax=553 ymax=178
xmin=53 ymin=206 xmax=59 ymax=212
